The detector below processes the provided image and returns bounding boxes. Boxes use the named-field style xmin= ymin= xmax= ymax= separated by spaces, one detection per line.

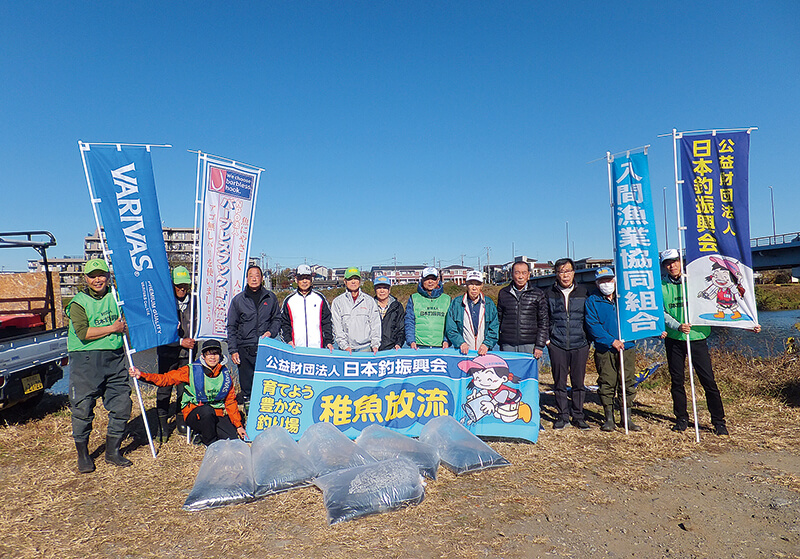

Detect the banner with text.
xmin=80 ymin=144 xmax=179 ymax=351
xmin=245 ymin=338 xmax=540 ymax=443
xmin=611 ymin=152 xmax=665 ymax=340
xmin=680 ymin=131 xmax=757 ymax=329
xmin=196 ymin=155 xmax=261 ymax=338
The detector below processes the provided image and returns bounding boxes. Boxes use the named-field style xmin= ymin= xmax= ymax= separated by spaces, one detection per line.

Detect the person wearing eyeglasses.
xmin=545 ymin=258 xmax=590 ymax=430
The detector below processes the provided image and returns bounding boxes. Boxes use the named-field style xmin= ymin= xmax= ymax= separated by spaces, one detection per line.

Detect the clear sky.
xmin=1 ymin=1 xmax=798 ymax=273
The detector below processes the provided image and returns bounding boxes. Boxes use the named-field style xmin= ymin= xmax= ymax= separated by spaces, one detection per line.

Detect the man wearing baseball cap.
xmin=280 ymin=264 xmax=333 ymax=350
xmin=445 ymin=270 xmax=498 ymax=356
xmin=659 ymin=249 xmax=757 ymax=435
xmin=154 ymin=265 xmax=197 ymax=441
xmin=584 ymin=267 xmax=640 ymax=432
xmin=331 ymin=267 xmax=381 ymax=353
xmin=405 ymin=267 xmax=451 ymax=349
xmin=66 ymin=258 xmax=131 ymax=472
xmin=373 ymin=275 xmax=405 ymax=351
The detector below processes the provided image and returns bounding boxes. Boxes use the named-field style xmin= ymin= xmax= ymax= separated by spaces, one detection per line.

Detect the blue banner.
xmin=82 ymin=145 xmax=179 ymax=351
xmin=611 ymin=152 xmax=665 ymax=340
xmin=245 ymin=338 xmax=540 ymax=443
xmin=679 ymin=131 xmax=758 ymax=328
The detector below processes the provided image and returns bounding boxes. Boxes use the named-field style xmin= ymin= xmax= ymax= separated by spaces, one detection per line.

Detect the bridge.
xmin=528 ymin=231 xmax=800 ymax=289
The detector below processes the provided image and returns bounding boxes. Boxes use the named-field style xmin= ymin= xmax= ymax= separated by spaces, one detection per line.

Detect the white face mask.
xmin=598 ymin=282 xmax=615 ymax=296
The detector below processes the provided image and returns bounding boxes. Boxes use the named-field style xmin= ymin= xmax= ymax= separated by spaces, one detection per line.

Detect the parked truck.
xmin=0 ymin=231 xmax=68 ymax=413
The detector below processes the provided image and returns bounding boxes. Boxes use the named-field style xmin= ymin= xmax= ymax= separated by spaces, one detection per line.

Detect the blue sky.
xmin=1 ymin=1 xmax=798 ymax=273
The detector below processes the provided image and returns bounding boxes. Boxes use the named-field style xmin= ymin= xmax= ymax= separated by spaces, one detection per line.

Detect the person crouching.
xmin=130 ymin=340 xmax=247 ymax=445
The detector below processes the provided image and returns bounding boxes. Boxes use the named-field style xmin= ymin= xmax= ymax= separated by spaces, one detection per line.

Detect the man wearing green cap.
xmin=65 ymin=259 xmax=132 ymax=473
xmin=331 ymin=268 xmax=381 ymax=353
xmin=154 ymin=265 xmax=197 ymax=441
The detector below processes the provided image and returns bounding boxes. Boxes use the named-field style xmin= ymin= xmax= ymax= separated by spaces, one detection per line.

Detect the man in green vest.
xmin=659 ymin=249 xmax=760 ymax=435
xmin=66 ymin=259 xmax=131 ymax=473
xmin=405 ymin=267 xmax=451 ymax=349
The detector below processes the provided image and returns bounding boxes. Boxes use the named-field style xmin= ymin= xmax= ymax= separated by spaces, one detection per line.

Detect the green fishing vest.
xmin=412 ymin=292 xmax=450 ymax=346
xmin=661 ymin=279 xmax=710 ymax=341
xmin=66 ymin=291 xmax=123 ymax=352
xmin=182 ymin=363 xmax=231 ymax=410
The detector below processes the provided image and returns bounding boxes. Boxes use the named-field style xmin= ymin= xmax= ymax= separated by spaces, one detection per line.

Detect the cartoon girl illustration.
xmin=697 ymin=255 xmax=747 ymax=320
xmin=458 ymin=354 xmax=532 ymax=424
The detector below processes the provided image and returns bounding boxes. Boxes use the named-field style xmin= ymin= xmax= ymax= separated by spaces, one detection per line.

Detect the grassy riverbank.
xmin=756 ymin=283 xmax=800 ymax=311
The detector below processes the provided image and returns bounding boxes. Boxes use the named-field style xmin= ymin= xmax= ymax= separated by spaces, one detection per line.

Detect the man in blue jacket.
xmin=584 ymin=267 xmax=640 ymax=432
xmin=445 ymin=270 xmax=498 ymax=355
xmin=226 ymin=265 xmax=281 ymax=404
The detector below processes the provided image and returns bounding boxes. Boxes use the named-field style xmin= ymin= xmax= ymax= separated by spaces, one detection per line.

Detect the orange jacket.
xmin=139 ymin=363 xmax=243 ymax=429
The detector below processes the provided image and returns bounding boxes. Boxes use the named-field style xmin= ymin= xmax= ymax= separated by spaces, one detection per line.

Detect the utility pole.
xmin=663 ymin=186 xmax=669 ymax=248
xmin=769 ymin=185 xmax=776 ymax=239
xmin=460 ymin=254 xmax=465 ymax=267
xmin=484 ymin=247 xmax=491 ymax=283
xmin=565 ymin=221 xmax=569 ymax=257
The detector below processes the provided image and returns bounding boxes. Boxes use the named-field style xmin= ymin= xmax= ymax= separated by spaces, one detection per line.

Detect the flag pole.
xmin=670 ymin=129 xmax=701 ymax=443
xmin=607 ymin=151 xmax=629 ymax=434
xmin=78 ymin=141 xmax=158 ymax=458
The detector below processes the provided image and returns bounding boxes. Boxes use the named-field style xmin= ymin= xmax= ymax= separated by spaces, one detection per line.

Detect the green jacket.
xmin=661 ymin=277 xmax=710 ymax=341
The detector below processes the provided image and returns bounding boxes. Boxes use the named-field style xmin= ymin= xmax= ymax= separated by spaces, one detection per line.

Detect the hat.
xmin=457 ymin=354 xmax=510 ymax=374
xmin=373 ymin=274 xmax=391 ymax=287
xmin=296 ymin=264 xmax=312 ymax=276
xmin=595 ymin=267 xmax=615 ymax=280
xmin=172 ymin=266 xmax=191 ymax=285
xmin=83 ymin=259 xmax=109 ymax=275
xmin=660 ymin=249 xmax=680 ymax=264
xmin=200 ymin=339 xmax=222 ymax=354
xmin=421 ymin=266 xmax=439 ymax=279
xmin=344 ymin=267 xmax=361 ymax=279
xmin=466 ymin=270 xmax=483 ymax=283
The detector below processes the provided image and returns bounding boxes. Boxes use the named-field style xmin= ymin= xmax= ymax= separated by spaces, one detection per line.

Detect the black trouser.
xmin=185 ymin=404 xmax=239 ymax=446
xmin=69 ymin=348 xmax=132 ymax=441
xmin=236 ymin=345 xmax=258 ymax=399
xmin=665 ymin=337 xmax=725 ymax=426
xmin=548 ymin=343 xmax=590 ymax=420
xmin=156 ymin=346 xmax=189 ymax=417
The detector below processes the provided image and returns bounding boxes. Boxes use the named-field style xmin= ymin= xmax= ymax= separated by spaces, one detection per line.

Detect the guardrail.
xmin=751 ymin=232 xmax=800 ymax=248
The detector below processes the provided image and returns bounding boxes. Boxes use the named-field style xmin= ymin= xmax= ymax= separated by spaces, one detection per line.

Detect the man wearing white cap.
xmin=280 ymin=264 xmax=333 ymax=351
xmin=585 ymin=267 xmax=640 ymax=432
xmin=405 ymin=267 xmax=451 ymax=349
xmin=658 ymin=249 xmax=762 ymax=435
xmin=445 ymin=270 xmax=498 ymax=356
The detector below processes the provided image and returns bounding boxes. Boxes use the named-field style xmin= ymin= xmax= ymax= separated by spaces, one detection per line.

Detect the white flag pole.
xmin=670 ymin=129 xmax=701 ymax=443
xmin=78 ymin=141 xmax=158 ymax=458
xmin=606 ymin=151 xmax=629 ymax=434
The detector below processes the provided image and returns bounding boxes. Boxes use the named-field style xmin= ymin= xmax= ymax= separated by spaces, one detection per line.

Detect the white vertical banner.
xmin=195 ymin=152 xmax=263 ymax=339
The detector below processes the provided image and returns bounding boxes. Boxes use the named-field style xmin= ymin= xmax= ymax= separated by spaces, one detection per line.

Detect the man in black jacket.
xmin=497 ymin=261 xmax=549 ymax=358
xmin=546 ymin=258 xmax=590 ymax=430
xmin=226 ymin=265 xmax=281 ymax=403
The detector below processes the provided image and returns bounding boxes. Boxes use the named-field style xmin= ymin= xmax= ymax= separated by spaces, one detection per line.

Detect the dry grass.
xmin=1 ymin=347 xmax=799 ymax=559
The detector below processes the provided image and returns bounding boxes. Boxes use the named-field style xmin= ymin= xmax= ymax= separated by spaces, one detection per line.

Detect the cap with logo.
xmin=466 ymin=270 xmax=483 ymax=283
xmin=373 ymin=275 xmax=391 ymax=287
xmin=172 ymin=266 xmax=191 ymax=285
xmin=421 ymin=266 xmax=439 ymax=279
xmin=595 ymin=267 xmax=615 ymax=280
xmin=83 ymin=259 xmax=109 ymax=275
xmin=296 ymin=264 xmax=312 ymax=276
xmin=660 ymin=248 xmax=680 ymax=264
xmin=344 ymin=267 xmax=361 ymax=279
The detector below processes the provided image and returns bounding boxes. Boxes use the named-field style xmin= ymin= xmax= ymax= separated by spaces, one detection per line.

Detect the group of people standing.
xmin=66 ymin=251 xmax=745 ymax=474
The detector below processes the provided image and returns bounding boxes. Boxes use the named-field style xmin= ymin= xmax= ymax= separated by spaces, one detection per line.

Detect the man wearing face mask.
xmin=584 ymin=267 xmax=640 ymax=432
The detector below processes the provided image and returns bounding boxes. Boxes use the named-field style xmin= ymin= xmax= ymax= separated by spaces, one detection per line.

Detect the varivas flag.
xmin=79 ymin=143 xmax=179 ymax=351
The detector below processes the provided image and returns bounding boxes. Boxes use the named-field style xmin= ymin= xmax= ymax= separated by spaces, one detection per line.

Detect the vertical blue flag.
xmin=679 ymin=131 xmax=758 ymax=328
xmin=82 ymin=145 xmax=179 ymax=351
xmin=611 ymin=152 xmax=664 ymax=340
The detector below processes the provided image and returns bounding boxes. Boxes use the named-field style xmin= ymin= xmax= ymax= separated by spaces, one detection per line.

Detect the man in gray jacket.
xmin=331 ymin=267 xmax=381 ymax=353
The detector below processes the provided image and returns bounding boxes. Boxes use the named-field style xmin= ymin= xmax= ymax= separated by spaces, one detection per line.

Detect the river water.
xmin=48 ymin=310 xmax=800 ymax=395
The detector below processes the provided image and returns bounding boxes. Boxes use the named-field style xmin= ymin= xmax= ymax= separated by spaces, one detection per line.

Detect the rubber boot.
xmin=175 ymin=411 xmax=187 ymax=436
xmin=625 ymin=408 xmax=642 ymax=432
xmin=600 ymin=405 xmax=616 ymax=432
xmin=105 ymin=436 xmax=133 ymax=467
xmin=76 ymin=441 xmax=95 ymax=474
xmin=157 ymin=413 xmax=170 ymax=444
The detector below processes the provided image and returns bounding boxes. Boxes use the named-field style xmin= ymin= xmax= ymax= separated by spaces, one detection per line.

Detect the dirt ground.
xmin=1 ymin=352 xmax=799 ymax=559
